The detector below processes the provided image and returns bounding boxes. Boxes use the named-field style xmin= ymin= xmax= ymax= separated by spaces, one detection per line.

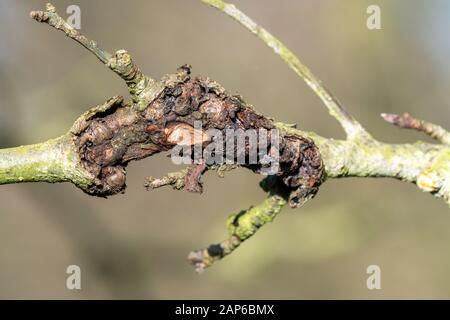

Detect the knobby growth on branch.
xmin=0 ymin=1 xmax=448 ymax=272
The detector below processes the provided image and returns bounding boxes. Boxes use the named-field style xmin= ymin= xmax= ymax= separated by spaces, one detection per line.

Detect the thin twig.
xmin=381 ymin=113 xmax=450 ymax=146
xmin=3 ymin=1 xmax=445 ymax=274
xmin=188 ymin=194 xmax=287 ymax=272
xmin=201 ymin=0 xmax=371 ymax=140
xmin=144 ymin=169 xmax=188 ymax=191
xmin=30 ymin=3 xmax=111 ymax=63
xmin=30 ymin=3 xmax=153 ymax=104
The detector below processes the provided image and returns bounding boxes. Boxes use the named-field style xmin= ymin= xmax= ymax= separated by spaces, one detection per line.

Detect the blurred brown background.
xmin=0 ymin=0 xmax=449 ymax=299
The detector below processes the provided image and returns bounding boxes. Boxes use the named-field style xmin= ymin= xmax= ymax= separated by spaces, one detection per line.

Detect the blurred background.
xmin=0 ymin=0 xmax=449 ymax=299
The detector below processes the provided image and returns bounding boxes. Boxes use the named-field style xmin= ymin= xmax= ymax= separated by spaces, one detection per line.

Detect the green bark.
xmin=0 ymin=135 xmax=92 ymax=189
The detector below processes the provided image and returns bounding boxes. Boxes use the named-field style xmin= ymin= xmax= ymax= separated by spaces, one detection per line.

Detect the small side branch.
xmin=201 ymin=0 xmax=371 ymax=141
xmin=382 ymin=113 xmax=450 ymax=146
xmin=144 ymin=169 xmax=189 ymax=191
xmin=5 ymin=1 xmax=445 ymax=274
xmin=30 ymin=3 xmax=111 ymax=64
xmin=188 ymin=194 xmax=287 ymax=272
xmin=30 ymin=3 xmax=153 ymax=105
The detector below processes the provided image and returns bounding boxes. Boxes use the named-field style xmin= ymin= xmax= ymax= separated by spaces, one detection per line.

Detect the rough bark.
xmin=0 ymin=1 xmax=448 ymax=272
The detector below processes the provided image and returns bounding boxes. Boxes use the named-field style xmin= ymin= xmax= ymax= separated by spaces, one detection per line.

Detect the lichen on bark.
xmin=68 ymin=64 xmax=324 ymax=204
xmin=0 ymin=1 xmax=449 ymax=272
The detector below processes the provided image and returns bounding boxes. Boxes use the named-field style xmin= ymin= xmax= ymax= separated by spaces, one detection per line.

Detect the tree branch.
xmin=0 ymin=136 xmax=90 ymax=187
xmin=30 ymin=3 xmax=112 ymax=65
xmin=144 ymin=169 xmax=189 ymax=191
xmin=201 ymin=0 xmax=372 ymax=141
xmin=0 ymin=2 xmax=448 ymax=272
xmin=381 ymin=112 xmax=450 ymax=146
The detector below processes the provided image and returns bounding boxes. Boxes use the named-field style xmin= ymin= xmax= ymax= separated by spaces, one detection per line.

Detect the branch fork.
xmin=0 ymin=1 xmax=448 ymax=272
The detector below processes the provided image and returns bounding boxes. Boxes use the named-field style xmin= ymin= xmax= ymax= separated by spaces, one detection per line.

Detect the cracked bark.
xmin=0 ymin=1 xmax=449 ymax=272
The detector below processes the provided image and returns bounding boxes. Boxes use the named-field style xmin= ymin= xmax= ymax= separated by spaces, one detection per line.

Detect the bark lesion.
xmin=69 ymin=64 xmax=324 ymax=203
xmin=0 ymin=1 xmax=445 ymax=272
